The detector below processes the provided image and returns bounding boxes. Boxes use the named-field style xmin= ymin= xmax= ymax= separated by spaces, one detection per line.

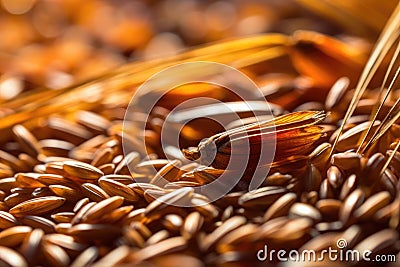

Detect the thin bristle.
xmin=330 ymin=1 xmax=400 ymax=158
xmin=357 ymin=39 xmax=400 ymax=153
xmin=380 ymin=141 xmax=400 ymax=176
xmin=358 ymin=65 xmax=400 ymax=154
xmin=363 ymin=100 xmax=400 ymax=152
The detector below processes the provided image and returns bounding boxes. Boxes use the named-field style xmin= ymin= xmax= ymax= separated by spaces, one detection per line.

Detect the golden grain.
xmin=9 ymin=197 xmax=66 ymax=217
xmin=63 ymin=161 xmax=104 ymax=180
xmin=98 ymin=177 xmax=139 ymax=202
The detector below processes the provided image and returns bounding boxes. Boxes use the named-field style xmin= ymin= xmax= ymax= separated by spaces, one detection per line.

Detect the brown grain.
xmin=76 ymin=111 xmax=111 ymax=134
xmin=81 ymin=196 xmax=124 ymax=223
xmin=143 ymin=188 xmax=168 ymax=203
xmin=50 ymin=213 xmax=74 ymax=224
xmin=162 ymin=214 xmax=183 ymax=232
xmin=81 ymin=183 xmax=110 ymax=202
xmin=44 ymin=233 xmax=87 ymax=252
xmin=9 ymin=196 xmax=66 ymax=217
xmin=201 ymin=216 xmax=246 ymax=252
xmin=91 ymin=148 xmax=114 ymax=167
xmin=134 ymin=236 xmax=187 ymax=262
xmin=145 ymin=230 xmax=169 ymax=245
xmin=238 ymin=186 xmax=288 ymax=208
xmin=128 ymin=182 xmax=163 ymax=196
xmin=0 ymin=211 xmax=18 ymax=229
xmin=49 ymin=185 xmax=81 ymax=202
xmin=71 ymin=202 xmax=96 ymax=225
xmin=68 ymin=224 xmax=120 ymax=242
xmin=216 ymin=223 xmax=258 ymax=253
xmin=37 ymin=173 xmax=78 ymax=189
xmin=0 ymin=246 xmax=28 ymax=267
xmin=39 ymin=139 xmax=75 ymax=157
xmin=98 ymin=177 xmax=139 ymax=202
xmin=150 ymin=159 xmax=183 ymax=186
xmin=289 ymin=202 xmax=322 ymax=223
xmin=114 ymin=151 xmax=140 ymax=175
xmin=144 ymin=187 xmax=193 ymax=218
xmin=326 ymin=165 xmax=343 ymax=189
xmin=41 ymin=241 xmax=70 ymax=267
xmin=122 ymin=208 xmax=145 ymax=225
xmin=20 ymin=216 xmax=56 ymax=234
xmin=63 ymin=161 xmax=104 ymax=180
xmin=73 ymin=198 xmax=90 ymax=213
xmin=354 ymin=191 xmax=391 ymax=221
xmin=12 ymin=125 xmax=42 ymax=157
xmin=69 ymin=247 xmax=99 ymax=267
xmin=353 ymin=229 xmax=398 ymax=254
xmin=15 ymin=173 xmax=46 ymax=188
xmin=263 ymin=192 xmax=297 ymax=221
xmin=134 ymin=159 xmax=170 ymax=174
xmin=316 ymin=199 xmax=342 ymax=220
xmin=339 ymin=174 xmax=357 ymax=200
xmin=0 ymin=226 xmax=32 ymax=247
xmin=98 ymin=205 xmax=133 ymax=224
xmin=339 ymin=189 xmax=365 ymax=224
xmin=20 ymin=228 xmax=44 ymax=262
xmin=181 ymin=211 xmax=204 ymax=240
xmin=91 ymin=246 xmax=130 ymax=267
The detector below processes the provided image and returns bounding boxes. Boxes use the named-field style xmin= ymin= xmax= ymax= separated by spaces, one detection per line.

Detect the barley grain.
xmin=70 ymin=246 xmax=99 ymax=267
xmin=339 ymin=189 xmax=365 ymax=224
xmin=41 ymin=241 xmax=70 ymax=267
xmin=20 ymin=228 xmax=44 ymax=262
xmin=263 ymin=192 xmax=297 ymax=221
xmin=289 ymin=203 xmax=322 ymax=223
xmin=63 ymin=161 xmax=104 ymax=180
xmin=9 ymin=196 xmax=66 ymax=217
xmin=20 ymin=216 xmax=56 ymax=233
xmin=0 ymin=246 xmax=28 ymax=267
xmin=81 ymin=196 xmax=124 ymax=223
xmin=98 ymin=177 xmax=139 ymax=202
xmin=354 ymin=191 xmax=391 ymax=221
xmin=0 ymin=225 xmax=32 ymax=247
xmin=81 ymin=183 xmax=110 ymax=202
xmin=134 ymin=237 xmax=187 ymax=262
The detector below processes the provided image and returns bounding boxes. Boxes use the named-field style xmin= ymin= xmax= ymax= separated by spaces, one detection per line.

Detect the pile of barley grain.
xmin=0 ymin=72 xmax=399 ymax=267
xmin=1 ymin=0 xmax=399 ymax=266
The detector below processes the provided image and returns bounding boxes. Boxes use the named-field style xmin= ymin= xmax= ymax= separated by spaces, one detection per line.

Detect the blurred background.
xmin=0 ymin=0 xmax=396 ymax=102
